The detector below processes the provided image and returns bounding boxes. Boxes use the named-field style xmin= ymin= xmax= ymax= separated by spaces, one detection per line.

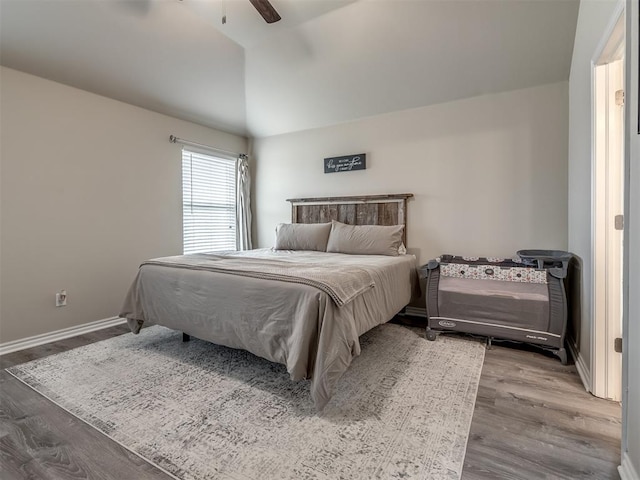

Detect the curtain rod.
xmin=169 ymin=135 xmax=246 ymax=159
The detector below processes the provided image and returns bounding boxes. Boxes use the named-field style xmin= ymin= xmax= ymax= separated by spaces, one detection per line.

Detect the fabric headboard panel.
xmin=286 ymin=193 xmax=413 ymax=245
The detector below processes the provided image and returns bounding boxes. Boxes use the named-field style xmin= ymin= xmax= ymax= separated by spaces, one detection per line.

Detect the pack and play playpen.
xmin=422 ymin=250 xmax=572 ymax=364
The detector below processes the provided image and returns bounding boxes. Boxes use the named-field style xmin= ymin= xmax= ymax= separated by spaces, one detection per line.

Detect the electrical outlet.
xmin=56 ymin=290 xmax=67 ymax=307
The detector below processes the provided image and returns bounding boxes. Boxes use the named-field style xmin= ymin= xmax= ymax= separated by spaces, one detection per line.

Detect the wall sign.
xmin=323 ymin=153 xmax=366 ymax=173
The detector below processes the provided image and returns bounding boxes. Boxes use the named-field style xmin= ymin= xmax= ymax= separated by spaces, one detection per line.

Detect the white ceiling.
xmin=0 ymin=0 xmax=579 ymax=138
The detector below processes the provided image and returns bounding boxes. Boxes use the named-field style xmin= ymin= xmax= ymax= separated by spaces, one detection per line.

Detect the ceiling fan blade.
xmin=248 ymin=0 xmax=281 ymax=23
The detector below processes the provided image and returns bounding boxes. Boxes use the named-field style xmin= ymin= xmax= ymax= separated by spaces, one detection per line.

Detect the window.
xmin=182 ymin=149 xmax=236 ymax=254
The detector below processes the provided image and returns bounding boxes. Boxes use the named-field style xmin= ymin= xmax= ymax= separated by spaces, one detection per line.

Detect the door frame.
xmin=591 ymin=2 xmax=626 ymax=401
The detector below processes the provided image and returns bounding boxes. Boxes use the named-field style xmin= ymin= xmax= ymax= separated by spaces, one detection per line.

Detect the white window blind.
xmin=182 ymin=149 xmax=237 ymax=254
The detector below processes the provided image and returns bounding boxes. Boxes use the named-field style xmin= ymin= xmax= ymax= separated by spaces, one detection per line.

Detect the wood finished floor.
xmin=0 ymin=325 xmax=621 ymax=480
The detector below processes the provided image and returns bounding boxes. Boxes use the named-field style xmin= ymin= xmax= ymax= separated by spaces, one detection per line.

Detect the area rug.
xmin=7 ymin=323 xmax=485 ymax=480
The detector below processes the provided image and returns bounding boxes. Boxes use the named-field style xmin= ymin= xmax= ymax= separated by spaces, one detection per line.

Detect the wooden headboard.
xmin=286 ymin=193 xmax=414 ymax=245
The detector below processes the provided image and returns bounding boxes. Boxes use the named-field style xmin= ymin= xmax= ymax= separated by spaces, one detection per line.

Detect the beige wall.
xmin=0 ymin=67 xmax=247 ymax=343
xmin=253 ymin=82 xmax=569 ymax=267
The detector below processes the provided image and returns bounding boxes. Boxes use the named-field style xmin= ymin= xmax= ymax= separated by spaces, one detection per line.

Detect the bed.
xmin=119 ymin=194 xmax=416 ymax=410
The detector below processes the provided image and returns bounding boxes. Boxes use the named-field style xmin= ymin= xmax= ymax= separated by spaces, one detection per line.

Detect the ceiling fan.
xmin=248 ymin=0 xmax=281 ymax=23
xmin=177 ymin=0 xmax=281 ymax=25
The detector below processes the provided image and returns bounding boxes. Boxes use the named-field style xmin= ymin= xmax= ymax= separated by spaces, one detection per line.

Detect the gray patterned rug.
xmin=7 ymin=323 xmax=485 ymax=480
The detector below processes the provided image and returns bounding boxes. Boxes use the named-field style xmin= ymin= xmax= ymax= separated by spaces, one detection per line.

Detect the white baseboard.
xmin=619 ymin=452 xmax=640 ymax=480
xmin=567 ymin=337 xmax=591 ymax=393
xmin=0 ymin=316 xmax=127 ymax=356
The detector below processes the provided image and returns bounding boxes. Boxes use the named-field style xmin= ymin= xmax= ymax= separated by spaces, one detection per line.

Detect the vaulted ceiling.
xmin=0 ymin=0 xmax=579 ymax=138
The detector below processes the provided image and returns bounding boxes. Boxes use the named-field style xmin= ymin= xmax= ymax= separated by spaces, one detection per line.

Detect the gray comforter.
xmin=120 ymin=249 xmax=417 ymax=410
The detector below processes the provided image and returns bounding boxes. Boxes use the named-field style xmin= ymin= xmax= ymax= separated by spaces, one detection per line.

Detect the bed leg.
xmin=182 ymin=333 xmax=190 ymax=342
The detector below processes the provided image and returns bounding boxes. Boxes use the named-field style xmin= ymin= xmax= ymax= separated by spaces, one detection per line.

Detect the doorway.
xmin=592 ymin=10 xmax=625 ymax=402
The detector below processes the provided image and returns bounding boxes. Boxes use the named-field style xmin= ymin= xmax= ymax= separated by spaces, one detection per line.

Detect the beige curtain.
xmin=236 ymin=154 xmax=252 ymax=250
